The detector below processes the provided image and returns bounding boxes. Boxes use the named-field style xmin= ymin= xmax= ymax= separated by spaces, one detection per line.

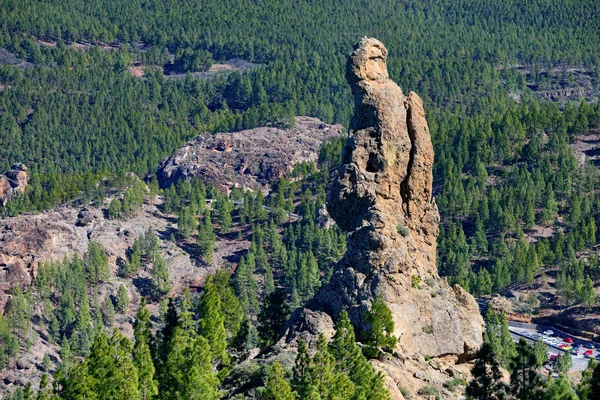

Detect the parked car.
xmin=583 ymin=343 xmax=595 ymax=349
xmin=549 ymin=354 xmax=558 ymax=362
xmin=570 ymin=349 xmax=578 ymax=356
xmin=584 ymin=350 xmax=594 ymax=358
xmin=596 ymin=354 xmax=600 ymax=360
xmin=564 ymin=338 xmax=574 ymax=343
xmin=543 ymin=330 xmax=554 ymax=336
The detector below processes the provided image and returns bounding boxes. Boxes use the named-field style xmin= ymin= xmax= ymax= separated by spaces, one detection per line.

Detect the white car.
xmin=543 ymin=330 xmax=555 ymax=336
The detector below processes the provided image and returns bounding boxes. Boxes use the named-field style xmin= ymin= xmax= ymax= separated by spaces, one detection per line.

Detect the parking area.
xmin=508 ymin=325 xmax=599 ymax=372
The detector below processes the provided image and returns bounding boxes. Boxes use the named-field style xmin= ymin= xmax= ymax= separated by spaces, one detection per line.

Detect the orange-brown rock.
xmin=0 ymin=164 xmax=28 ymax=206
xmin=279 ymin=38 xmax=484 ymax=397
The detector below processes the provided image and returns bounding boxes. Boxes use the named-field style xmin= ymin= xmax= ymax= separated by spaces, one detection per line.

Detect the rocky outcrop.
xmin=156 ymin=117 xmax=342 ymax=192
xmin=278 ymin=38 xmax=483 ymax=396
xmin=0 ymin=202 xmax=223 ymax=313
xmin=0 ymin=164 xmax=28 ymax=206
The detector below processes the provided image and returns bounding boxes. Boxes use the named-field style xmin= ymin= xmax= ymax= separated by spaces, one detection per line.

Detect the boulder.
xmin=0 ymin=164 xmax=28 ymax=206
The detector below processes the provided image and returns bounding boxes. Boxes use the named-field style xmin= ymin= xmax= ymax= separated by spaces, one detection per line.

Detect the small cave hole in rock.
xmin=366 ymin=152 xmax=380 ymax=173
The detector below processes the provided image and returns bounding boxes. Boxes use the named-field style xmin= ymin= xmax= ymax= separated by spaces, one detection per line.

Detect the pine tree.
xmin=364 ymin=296 xmax=397 ymax=355
xmin=215 ymin=196 xmax=233 ymax=233
xmin=59 ymin=336 xmax=75 ymax=376
xmin=577 ymin=359 xmax=596 ymax=400
xmin=533 ymin=340 xmax=547 ymax=368
xmin=110 ymin=329 xmax=141 ymax=400
xmin=7 ymin=285 xmax=31 ymax=347
xmin=554 ymin=353 xmax=573 ymax=375
xmin=178 ymin=288 xmax=197 ymax=337
xmin=108 ymin=198 xmax=122 ymax=219
xmin=37 ymin=374 xmax=52 ymax=400
xmin=116 ymin=285 xmax=130 ymax=313
xmin=59 ymin=359 xmax=95 ymax=399
xmin=330 ymin=311 xmax=390 ymax=400
xmin=546 ymin=374 xmax=578 ymax=400
xmin=311 ymin=334 xmax=355 ymax=399
xmin=591 ymin=361 xmax=600 ymax=399
xmin=291 ymin=341 xmax=314 ymax=399
xmin=73 ymin=290 xmax=93 ymax=355
xmin=580 ymin=276 xmax=596 ymax=309
xmin=209 ymin=271 xmax=244 ymax=340
xmin=509 ymin=339 xmax=545 ymax=400
xmin=265 ymin=361 xmax=296 ymax=400
xmin=540 ymin=184 xmax=558 ymax=226
xmin=258 ymin=290 xmax=290 ymax=348
xmin=185 ymin=336 xmax=221 ymax=400
xmin=85 ymin=242 xmax=110 ymax=284
xmin=161 ymin=327 xmax=220 ymax=400
xmin=101 ymin=295 xmax=115 ymax=328
xmin=233 ymin=255 xmax=259 ymax=315
xmin=151 ymin=254 xmax=171 ymax=298
xmin=198 ymin=282 xmax=228 ymax=365
xmin=134 ymin=300 xmax=158 ymax=400
xmin=483 ymin=309 xmax=515 ymax=367
xmin=197 ymin=210 xmax=216 ymax=264
xmin=264 ymin=263 xmax=275 ymax=296
xmin=466 ymin=343 xmax=509 ymax=400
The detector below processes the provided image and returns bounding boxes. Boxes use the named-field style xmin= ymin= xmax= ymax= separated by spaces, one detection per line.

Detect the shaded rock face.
xmin=156 ymin=117 xmax=342 ymax=192
xmin=0 ymin=164 xmax=28 ymax=206
xmin=281 ymin=39 xmax=483 ymax=364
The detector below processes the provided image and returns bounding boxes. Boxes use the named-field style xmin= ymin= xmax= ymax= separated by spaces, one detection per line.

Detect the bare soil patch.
xmin=128 ymin=66 xmax=145 ymax=77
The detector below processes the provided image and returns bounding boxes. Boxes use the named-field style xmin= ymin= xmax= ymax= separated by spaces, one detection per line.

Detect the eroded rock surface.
xmin=0 ymin=202 xmax=232 ymax=313
xmin=0 ymin=164 xmax=28 ymax=206
xmin=279 ymin=38 xmax=483 ymax=397
xmin=156 ymin=117 xmax=342 ymax=191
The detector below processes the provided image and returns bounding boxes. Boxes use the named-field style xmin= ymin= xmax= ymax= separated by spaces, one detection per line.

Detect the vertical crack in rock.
xmin=400 ymin=100 xmax=417 ymax=218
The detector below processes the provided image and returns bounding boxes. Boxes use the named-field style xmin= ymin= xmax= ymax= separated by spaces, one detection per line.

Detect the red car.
xmin=564 ymin=338 xmax=574 ymax=343
xmin=584 ymin=350 xmax=594 ymax=358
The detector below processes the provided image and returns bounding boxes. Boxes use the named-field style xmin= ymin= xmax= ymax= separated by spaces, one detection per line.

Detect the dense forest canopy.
xmin=1 ymin=0 xmax=600 ymax=398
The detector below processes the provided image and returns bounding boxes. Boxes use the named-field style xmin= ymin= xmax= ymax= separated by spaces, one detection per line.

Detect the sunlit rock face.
xmin=280 ymin=38 xmax=483 ymax=362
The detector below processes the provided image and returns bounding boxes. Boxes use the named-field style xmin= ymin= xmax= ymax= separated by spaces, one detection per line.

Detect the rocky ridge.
xmin=0 ymin=164 xmax=28 ymax=206
xmin=156 ymin=116 xmax=342 ymax=191
xmin=277 ymin=38 xmax=484 ymax=398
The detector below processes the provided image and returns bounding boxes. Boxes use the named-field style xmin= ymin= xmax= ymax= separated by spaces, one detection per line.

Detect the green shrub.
xmin=422 ymin=325 xmax=433 ymax=334
xmin=443 ymin=378 xmax=466 ymax=392
xmin=397 ymin=225 xmax=410 ymax=237
xmin=418 ymin=386 xmax=439 ymax=396
xmin=411 ymin=275 xmax=421 ymax=288
xmin=399 ymin=386 xmax=411 ymax=399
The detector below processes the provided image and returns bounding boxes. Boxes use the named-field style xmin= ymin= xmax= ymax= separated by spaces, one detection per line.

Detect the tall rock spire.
xmin=279 ymin=38 xmax=483 ymax=396
xmin=309 ymin=37 xmax=483 ymax=357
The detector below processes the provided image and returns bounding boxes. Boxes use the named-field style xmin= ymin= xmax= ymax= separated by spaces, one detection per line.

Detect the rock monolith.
xmin=278 ymin=39 xmax=483 ymax=392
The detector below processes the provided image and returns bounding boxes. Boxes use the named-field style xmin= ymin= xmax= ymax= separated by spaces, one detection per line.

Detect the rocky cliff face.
xmin=279 ymin=38 xmax=483 ymax=397
xmin=156 ymin=117 xmax=342 ymax=192
xmin=0 ymin=164 xmax=28 ymax=206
